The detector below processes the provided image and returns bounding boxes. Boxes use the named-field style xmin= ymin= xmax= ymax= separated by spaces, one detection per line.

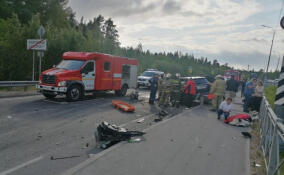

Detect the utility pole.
xmin=266 ymin=30 xmax=276 ymax=75
xmin=261 ymin=25 xmax=276 ymax=80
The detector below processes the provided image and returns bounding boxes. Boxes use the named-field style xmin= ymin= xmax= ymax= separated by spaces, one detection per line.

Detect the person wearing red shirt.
xmin=183 ymin=79 xmax=196 ymax=107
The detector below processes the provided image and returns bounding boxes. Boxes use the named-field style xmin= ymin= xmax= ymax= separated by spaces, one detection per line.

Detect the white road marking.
xmin=0 ymin=156 xmax=43 ymax=175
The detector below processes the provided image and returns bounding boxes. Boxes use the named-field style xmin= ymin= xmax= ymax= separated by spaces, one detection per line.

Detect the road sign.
xmin=281 ymin=16 xmax=284 ymax=30
xmin=188 ymin=66 xmax=192 ymax=74
xmin=27 ymin=39 xmax=47 ymax=51
xmin=37 ymin=26 xmax=45 ymax=38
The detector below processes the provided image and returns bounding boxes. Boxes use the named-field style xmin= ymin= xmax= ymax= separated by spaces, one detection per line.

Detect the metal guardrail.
xmin=0 ymin=81 xmax=39 ymax=87
xmin=259 ymin=97 xmax=284 ymax=175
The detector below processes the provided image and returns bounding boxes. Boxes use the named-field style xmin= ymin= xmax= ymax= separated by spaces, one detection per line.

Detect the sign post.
xmin=37 ymin=26 xmax=45 ymax=80
xmin=27 ymin=25 xmax=46 ymax=80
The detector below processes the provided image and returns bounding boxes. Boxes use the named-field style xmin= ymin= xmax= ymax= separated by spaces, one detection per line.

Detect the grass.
xmin=264 ymin=86 xmax=284 ymax=174
xmin=265 ymin=86 xmax=277 ymax=109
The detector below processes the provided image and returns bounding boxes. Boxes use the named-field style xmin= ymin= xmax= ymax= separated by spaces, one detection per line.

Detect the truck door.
xmin=81 ymin=61 xmax=95 ymax=90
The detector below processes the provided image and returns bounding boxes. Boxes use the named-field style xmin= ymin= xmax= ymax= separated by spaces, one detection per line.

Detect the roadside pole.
xmin=37 ymin=26 xmax=45 ymax=80
xmin=27 ymin=25 xmax=46 ymax=81
xmin=276 ymin=17 xmax=284 ymax=119
xmin=32 ymin=50 xmax=35 ymax=81
xmin=274 ymin=57 xmax=284 ymax=120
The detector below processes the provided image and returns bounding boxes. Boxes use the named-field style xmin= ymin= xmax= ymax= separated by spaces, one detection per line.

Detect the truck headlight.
xmin=58 ymin=81 xmax=66 ymax=87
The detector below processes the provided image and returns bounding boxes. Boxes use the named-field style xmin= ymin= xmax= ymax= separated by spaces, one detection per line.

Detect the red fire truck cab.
xmin=37 ymin=52 xmax=138 ymax=101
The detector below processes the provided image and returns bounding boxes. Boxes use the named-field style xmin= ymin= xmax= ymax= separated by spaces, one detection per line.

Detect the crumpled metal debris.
xmin=95 ymin=121 xmax=145 ymax=149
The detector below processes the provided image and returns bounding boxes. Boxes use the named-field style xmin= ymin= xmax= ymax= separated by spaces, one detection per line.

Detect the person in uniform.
xmin=225 ymin=75 xmax=239 ymax=101
xmin=159 ymin=74 xmax=171 ymax=107
xmin=148 ymin=74 xmax=159 ymax=104
xmin=210 ymin=75 xmax=226 ymax=111
xmin=170 ymin=73 xmax=182 ymax=107
xmin=157 ymin=74 xmax=164 ymax=100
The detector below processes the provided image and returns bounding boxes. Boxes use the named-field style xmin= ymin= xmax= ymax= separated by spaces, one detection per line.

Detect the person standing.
xmin=217 ymin=97 xmax=233 ymax=120
xmin=149 ymin=74 xmax=159 ymax=104
xmin=183 ymin=78 xmax=197 ymax=107
xmin=243 ymin=78 xmax=257 ymax=112
xmin=159 ymin=74 xmax=171 ymax=107
xmin=251 ymin=80 xmax=264 ymax=112
xmin=157 ymin=74 xmax=164 ymax=100
xmin=210 ymin=75 xmax=226 ymax=111
xmin=226 ymin=75 xmax=239 ymax=100
xmin=241 ymin=78 xmax=247 ymax=97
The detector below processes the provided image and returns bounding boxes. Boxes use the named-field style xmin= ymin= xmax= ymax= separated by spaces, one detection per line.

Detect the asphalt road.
xmin=68 ymin=97 xmax=250 ymax=175
xmin=0 ymin=90 xmax=177 ymax=175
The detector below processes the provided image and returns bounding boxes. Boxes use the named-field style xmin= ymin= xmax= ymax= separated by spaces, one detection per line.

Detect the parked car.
xmin=37 ymin=52 xmax=138 ymax=101
xmin=180 ymin=76 xmax=211 ymax=100
xmin=137 ymin=69 xmax=164 ymax=88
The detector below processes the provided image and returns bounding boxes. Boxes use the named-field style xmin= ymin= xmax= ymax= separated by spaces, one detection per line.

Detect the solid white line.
xmin=0 ymin=156 xmax=43 ymax=175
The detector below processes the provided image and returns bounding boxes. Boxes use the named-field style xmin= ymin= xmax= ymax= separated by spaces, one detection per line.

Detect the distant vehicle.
xmin=180 ymin=76 xmax=211 ymax=97
xmin=137 ymin=69 xmax=164 ymax=88
xmin=37 ymin=52 xmax=138 ymax=101
xmin=224 ymin=70 xmax=241 ymax=81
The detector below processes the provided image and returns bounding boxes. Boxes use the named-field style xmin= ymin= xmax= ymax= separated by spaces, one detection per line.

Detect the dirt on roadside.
xmin=250 ymin=121 xmax=266 ymax=175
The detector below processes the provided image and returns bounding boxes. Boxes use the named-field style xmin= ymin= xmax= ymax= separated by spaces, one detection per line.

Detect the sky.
xmin=68 ymin=0 xmax=284 ymax=71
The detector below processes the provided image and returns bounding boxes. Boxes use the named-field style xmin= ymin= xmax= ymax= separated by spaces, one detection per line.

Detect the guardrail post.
xmin=268 ymin=125 xmax=280 ymax=175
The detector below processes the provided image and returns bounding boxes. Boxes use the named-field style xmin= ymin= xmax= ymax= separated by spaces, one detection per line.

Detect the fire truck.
xmin=36 ymin=52 xmax=138 ymax=101
xmin=224 ymin=69 xmax=241 ymax=81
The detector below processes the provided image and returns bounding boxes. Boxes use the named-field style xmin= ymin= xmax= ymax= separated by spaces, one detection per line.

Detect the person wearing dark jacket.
xmin=149 ymin=74 xmax=159 ymax=104
xmin=225 ymin=75 xmax=239 ymax=100
xmin=183 ymin=79 xmax=196 ymax=107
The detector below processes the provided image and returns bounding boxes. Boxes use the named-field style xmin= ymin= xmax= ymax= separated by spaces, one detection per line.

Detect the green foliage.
xmin=1 ymin=1 xmax=278 ymax=81
xmin=265 ymin=86 xmax=277 ymax=109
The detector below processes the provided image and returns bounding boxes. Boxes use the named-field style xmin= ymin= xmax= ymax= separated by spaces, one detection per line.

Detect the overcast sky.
xmin=68 ymin=0 xmax=284 ymax=71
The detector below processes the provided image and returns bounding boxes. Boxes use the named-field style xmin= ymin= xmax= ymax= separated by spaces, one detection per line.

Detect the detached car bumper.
xmin=36 ymin=84 xmax=67 ymax=93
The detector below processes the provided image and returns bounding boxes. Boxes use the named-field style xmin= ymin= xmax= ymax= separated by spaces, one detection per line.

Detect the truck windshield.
xmin=56 ymin=60 xmax=85 ymax=70
xmin=142 ymin=72 xmax=154 ymax=77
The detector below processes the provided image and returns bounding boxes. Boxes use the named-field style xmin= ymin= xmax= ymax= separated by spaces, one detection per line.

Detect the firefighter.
xmin=210 ymin=75 xmax=226 ymax=111
xmin=159 ymin=74 xmax=171 ymax=107
xmin=157 ymin=74 xmax=164 ymax=100
xmin=183 ymin=78 xmax=196 ymax=107
xmin=170 ymin=73 xmax=182 ymax=107
xmin=149 ymin=73 xmax=159 ymax=104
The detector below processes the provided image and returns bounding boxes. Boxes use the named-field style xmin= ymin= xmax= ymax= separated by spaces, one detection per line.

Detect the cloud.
xmin=68 ymin=0 xmax=284 ymax=70
xmin=162 ymin=0 xmax=181 ymax=14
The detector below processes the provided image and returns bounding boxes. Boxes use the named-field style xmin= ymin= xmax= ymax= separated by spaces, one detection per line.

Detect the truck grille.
xmin=42 ymin=75 xmax=56 ymax=84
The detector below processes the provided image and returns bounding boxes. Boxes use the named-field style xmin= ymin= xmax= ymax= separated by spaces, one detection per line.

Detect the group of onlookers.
xmin=148 ymin=72 xmax=264 ymax=121
xmin=210 ymin=75 xmax=264 ymax=121
xmin=243 ymin=78 xmax=264 ymax=113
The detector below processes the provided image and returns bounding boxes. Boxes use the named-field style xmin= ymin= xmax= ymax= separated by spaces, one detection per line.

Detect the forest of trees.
xmin=0 ymin=0 xmax=280 ymax=81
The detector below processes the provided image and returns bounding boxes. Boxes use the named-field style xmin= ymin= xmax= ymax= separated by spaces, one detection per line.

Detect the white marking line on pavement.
xmin=0 ymin=156 xmax=43 ymax=175
xmin=119 ymin=113 xmax=155 ymax=127
xmin=61 ymin=106 xmax=200 ymax=175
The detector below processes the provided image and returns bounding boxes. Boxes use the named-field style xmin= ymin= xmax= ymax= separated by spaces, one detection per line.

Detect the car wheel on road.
xmin=67 ymin=85 xmax=82 ymax=101
xmin=115 ymin=84 xmax=128 ymax=96
xmin=43 ymin=93 xmax=57 ymax=99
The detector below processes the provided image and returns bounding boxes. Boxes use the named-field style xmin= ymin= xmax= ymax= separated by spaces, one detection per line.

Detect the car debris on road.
xmin=50 ymin=155 xmax=80 ymax=160
xmin=95 ymin=121 xmax=145 ymax=149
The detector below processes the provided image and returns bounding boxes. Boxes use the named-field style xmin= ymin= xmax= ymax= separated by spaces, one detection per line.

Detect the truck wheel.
xmin=43 ymin=93 xmax=57 ymax=99
xmin=67 ymin=85 xmax=82 ymax=101
xmin=115 ymin=85 xmax=128 ymax=96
